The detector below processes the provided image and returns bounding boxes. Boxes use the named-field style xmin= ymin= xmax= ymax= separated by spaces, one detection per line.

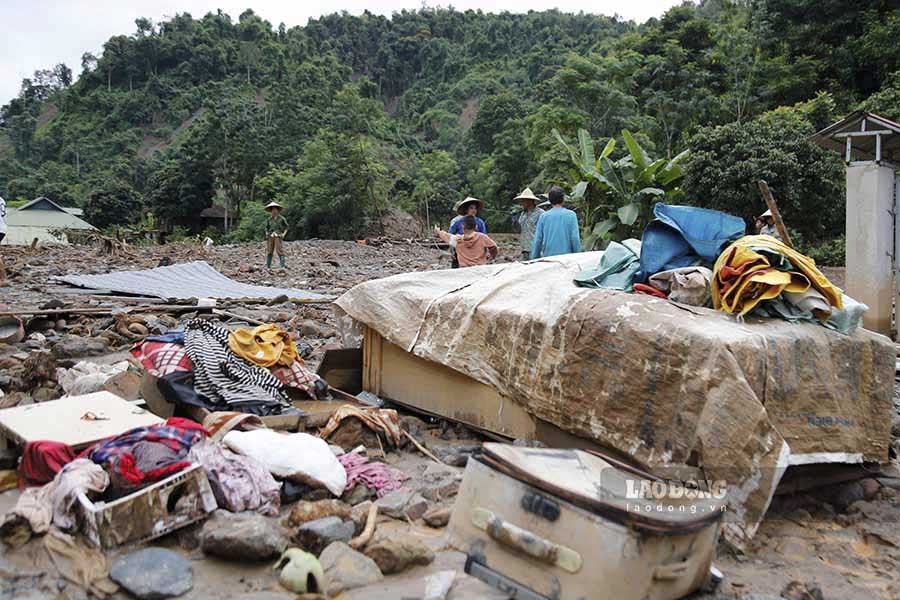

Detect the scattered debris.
xmin=274 ymin=548 xmax=327 ymax=595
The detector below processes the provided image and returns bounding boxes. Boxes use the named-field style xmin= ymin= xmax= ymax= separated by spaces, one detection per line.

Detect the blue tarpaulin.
xmin=638 ymin=204 xmax=745 ymax=279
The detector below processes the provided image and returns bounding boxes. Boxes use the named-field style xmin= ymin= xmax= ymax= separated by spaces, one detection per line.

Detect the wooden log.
xmin=757 ymin=180 xmax=794 ymax=248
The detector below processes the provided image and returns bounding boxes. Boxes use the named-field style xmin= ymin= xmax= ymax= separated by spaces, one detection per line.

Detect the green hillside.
xmin=1 ymin=1 xmax=898 ymax=252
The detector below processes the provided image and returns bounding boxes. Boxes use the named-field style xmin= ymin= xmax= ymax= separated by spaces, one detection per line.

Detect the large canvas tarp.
xmin=54 ymin=261 xmax=329 ymax=302
xmin=334 ymin=252 xmax=893 ymax=547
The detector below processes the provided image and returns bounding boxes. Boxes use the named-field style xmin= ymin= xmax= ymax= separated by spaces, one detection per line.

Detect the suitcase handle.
xmin=472 ymin=507 xmax=582 ymax=574
xmin=653 ymin=560 xmax=692 ymax=581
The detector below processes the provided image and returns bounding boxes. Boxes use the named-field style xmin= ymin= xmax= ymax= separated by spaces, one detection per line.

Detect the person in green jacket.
xmin=264 ymin=201 xmax=289 ymax=268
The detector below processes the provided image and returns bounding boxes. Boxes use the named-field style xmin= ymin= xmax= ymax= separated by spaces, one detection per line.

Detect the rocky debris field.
xmin=0 ymin=239 xmax=899 ymax=600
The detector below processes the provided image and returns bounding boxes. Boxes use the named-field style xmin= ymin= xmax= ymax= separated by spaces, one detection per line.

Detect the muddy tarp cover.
xmin=53 ymin=261 xmax=329 ymax=301
xmin=334 ymin=252 xmax=893 ymax=547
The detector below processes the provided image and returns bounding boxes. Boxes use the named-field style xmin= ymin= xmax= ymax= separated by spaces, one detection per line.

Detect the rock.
xmin=319 ymin=542 xmax=383 ymax=596
xmin=782 ymin=580 xmax=824 ymax=600
xmin=363 ymin=538 xmax=435 ymax=574
xmin=350 ymin=501 xmax=373 ymax=534
xmin=375 ymin=488 xmax=428 ymax=521
xmin=109 ymin=548 xmax=192 ymax=599
xmin=342 ymin=483 xmax=374 ymax=506
xmin=420 ymin=463 xmax=462 ymax=502
xmin=422 ymin=506 xmax=452 ymax=528
xmin=298 ymin=320 xmax=321 ymax=337
xmin=200 ymin=511 xmax=287 ymax=561
xmin=288 ymin=499 xmax=352 ymax=527
xmin=859 ymin=477 xmax=881 ymax=499
xmin=301 ymin=488 xmax=333 ymax=502
xmin=294 ymin=517 xmax=355 ymax=556
xmin=51 ymin=336 xmax=108 ymax=359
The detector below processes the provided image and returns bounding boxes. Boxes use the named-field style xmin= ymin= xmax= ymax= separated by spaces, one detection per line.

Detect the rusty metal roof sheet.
xmin=54 ymin=261 xmax=329 ymax=302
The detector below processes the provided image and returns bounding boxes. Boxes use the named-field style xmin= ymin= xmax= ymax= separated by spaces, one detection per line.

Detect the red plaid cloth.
xmin=130 ymin=341 xmax=193 ymax=377
xmin=271 ymin=359 xmax=319 ymax=396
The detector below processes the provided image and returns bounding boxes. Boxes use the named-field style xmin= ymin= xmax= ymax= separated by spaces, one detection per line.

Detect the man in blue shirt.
xmin=530 ymin=186 xmax=582 ymax=259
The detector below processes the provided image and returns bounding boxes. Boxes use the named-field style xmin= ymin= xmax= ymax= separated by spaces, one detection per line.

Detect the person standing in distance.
xmin=530 ymin=186 xmax=582 ymax=259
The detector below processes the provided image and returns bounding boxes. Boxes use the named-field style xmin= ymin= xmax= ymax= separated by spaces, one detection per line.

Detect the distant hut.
xmin=2 ymin=197 xmax=96 ymax=245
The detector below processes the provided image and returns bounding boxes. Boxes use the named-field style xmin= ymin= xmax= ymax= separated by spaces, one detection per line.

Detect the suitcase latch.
xmin=521 ymin=492 xmax=560 ymax=522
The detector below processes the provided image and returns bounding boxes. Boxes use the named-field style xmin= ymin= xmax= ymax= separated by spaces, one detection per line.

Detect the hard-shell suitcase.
xmin=448 ymin=443 xmax=724 ymax=600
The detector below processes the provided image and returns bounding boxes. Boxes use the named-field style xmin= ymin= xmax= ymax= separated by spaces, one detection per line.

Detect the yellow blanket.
xmin=712 ymin=235 xmax=842 ymax=316
xmin=228 ymin=323 xmax=299 ymax=367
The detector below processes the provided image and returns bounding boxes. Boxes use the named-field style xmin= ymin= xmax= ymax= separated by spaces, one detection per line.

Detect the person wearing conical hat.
xmin=447 ymin=197 xmax=486 ymax=268
xmin=512 ymin=187 xmax=544 ymax=261
xmin=264 ymin=201 xmax=289 ymax=269
xmin=754 ymin=209 xmax=781 ymax=241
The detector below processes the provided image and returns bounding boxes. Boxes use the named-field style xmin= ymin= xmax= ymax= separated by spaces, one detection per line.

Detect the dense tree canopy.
xmin=1 ymin=2 xmax=898 ymax=251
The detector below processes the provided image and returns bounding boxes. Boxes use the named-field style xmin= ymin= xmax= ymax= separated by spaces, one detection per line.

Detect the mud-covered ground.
xmin=0 ymin=238 xmax=898 ymax=600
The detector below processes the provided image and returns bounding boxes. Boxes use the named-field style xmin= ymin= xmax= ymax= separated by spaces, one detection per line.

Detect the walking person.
xmin=434 ymin=215 xmax=498 ymax=267
xmin=530 ymin=186 xmax=582 ymax=259
xmin=264 ymin=201 xmax=289 ymax=269
xmin=448 ymin=197 xmax=486 ymax=268
xmin=512 ymin=187 xmax=543 ymax=261
xmin=0 ymin=195 xmax=6 ymax=282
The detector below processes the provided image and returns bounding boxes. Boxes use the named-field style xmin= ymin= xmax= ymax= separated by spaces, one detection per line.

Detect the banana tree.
xmin=552 ymin=127 xmax=688 ymax=248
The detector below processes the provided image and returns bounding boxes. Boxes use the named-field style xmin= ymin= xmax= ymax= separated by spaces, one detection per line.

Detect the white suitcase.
xmin=448 ymin=443 xmax=723 ymax=600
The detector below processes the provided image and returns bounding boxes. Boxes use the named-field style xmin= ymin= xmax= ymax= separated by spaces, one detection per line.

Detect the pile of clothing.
xmin=712 ymin=235 xmax=866 ymax=333
xmin=130 ymin=320 xmax=328 ymax=416
xmin=574 ymin=203 xmax=866 ymax=333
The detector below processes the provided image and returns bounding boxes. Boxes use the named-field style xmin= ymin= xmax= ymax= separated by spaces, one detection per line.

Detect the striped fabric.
xmin=183 ymin=319 xmax=290 ymax=415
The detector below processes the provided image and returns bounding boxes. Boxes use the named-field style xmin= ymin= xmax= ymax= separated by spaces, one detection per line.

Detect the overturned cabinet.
xmin=334 ymin=255 xmax=893 ymax=547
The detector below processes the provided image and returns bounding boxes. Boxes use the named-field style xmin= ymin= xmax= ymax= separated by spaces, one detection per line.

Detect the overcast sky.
xmin=1 ymin=0 xmax=680 ymax=104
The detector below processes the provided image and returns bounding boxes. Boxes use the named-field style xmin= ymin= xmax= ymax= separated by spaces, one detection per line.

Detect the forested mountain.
xmin=1 ymin=1 xmax=898 ymax=253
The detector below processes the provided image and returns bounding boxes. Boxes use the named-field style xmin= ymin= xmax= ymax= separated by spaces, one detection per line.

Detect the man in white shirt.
xmin=0 ymin=195 xmax=6 ymax=282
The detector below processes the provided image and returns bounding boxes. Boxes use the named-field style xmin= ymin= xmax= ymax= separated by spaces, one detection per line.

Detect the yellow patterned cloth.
xmin=228 ymin=323 xmax=298 ymax=367
xmin=712 ymin=235 xmax=842 ymax=317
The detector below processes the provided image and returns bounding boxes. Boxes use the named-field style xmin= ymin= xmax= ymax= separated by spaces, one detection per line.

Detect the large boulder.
xmin=319 ymin=541 xmax=383 ymax=596
xmin=200 ymin=511 xmax=287 ymax=561
xmin=109 ymin=548 xmax=192 ymax=599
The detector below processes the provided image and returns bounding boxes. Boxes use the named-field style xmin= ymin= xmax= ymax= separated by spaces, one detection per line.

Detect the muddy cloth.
xmin=319 ymin=405 xmax=403 ymax=447
xmin=20 ymin=441 xmax=76 ymax=486
xmin=88 ymin=417 xmax=205 ymax=496
xmin=156 ymin=369 xmax=208 ymax=410
xmin=129 ymin=340 xmax=193 ymax=377
xmin=338 ymin=451 xmax=408 ymax=498
xmin=183 ymin=318 xmax=291 ymax=416
xmin=35 ymin=529 xmax=119 ymax=598
xmin=189 ymin=441 xmax=280 ymax=516
xmin=648 ymin=266 xmax=713 ymax=307
xmin=228 ymin=323 xmax=298 ymax=368
xmin=1 ymin=459 xmax=108 ymax=545
xmin=333 ymin=252 xmax=893 ymax=549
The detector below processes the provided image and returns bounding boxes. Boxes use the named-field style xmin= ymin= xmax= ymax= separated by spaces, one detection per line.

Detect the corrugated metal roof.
xmin=6 ymin=208 xmax=95 ymax=229
xmin=54 ymin=261 xmax=330 ymax=302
